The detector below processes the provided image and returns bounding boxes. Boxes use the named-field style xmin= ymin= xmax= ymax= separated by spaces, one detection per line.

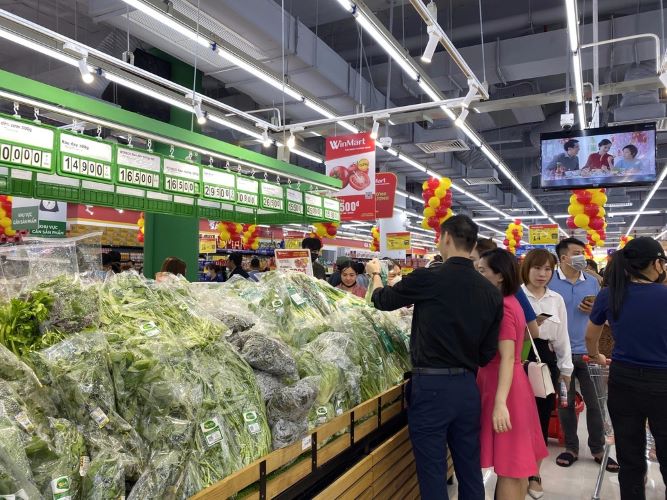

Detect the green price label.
xmin=202 ymin=167 xmax=236 ymax=202
xmin=163 ymin=158 xmax=201 ymax=196
xmin=116 ymin=147 xmax=161 ymax=190
xmin=260 ymin=181 xmax=284 ymax=212
xmin=236 ymin=176 xmax=259 ymax=207
xmin=58 ymin=132 xmax=114 ymax=183
xmin=0 ymin=114 xmax=55 ymax=173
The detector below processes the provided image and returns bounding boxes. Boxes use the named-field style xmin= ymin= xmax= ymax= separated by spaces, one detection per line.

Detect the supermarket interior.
xmin=0 ymin=0 xmax=666 ymax=499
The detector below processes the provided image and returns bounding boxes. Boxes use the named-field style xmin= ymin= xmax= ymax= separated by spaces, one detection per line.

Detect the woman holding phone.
xmin=477 ymin=249 xmax=548 ymax=499
xmin=521 ymin=249 xmax=574 ymax=498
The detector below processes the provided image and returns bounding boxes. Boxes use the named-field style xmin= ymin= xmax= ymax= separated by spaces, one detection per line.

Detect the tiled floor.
xmin=446 ymin=415 xmax=666 ymax=499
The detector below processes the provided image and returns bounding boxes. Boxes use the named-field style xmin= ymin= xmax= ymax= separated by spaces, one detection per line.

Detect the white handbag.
xmin=526 ymin=332 xmax=555 ymax=398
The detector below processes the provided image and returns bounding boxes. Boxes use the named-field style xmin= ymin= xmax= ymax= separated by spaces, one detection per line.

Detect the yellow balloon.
xmin=0 ymin=208 xmax=5 ymax=219
xmin=597 ymin=207 xmax=606 ymax=217
xmin=6 ymin=196 xmax=11 ymax=202
xmin=591 ymin=193 xmax=607 ymax=206
xmin=248 ymin=224 xmax=257 ymax=232
xmin=219 ymin=229 xmax=231 ymax=241
xmin=251 ymin=242 xmax=260 ymax=250
xmin=424 ymin=207 xmax=436 ymax=218
xmin=421 ymin=218 xmax=430 ymax=229
xmin=568 ymin=203 xmax=585 ymax=216
xmin=569 ymin=194 xmax=578 ymax=206
xmin=235 ymin=223 xmax=243 ymax=234
xmin=316 ymin=227 xmax=327 ymax=237
xmin=4 ymin=228 xmax=16 ymax=237
xmin=140 ymin=227 xmax=144 ymax=235
xmin=597 ymin=240 xmax=605 ymax=247
xmin=446 ymin=208 xmax=453 ymax=218
xmin=591 ymin=232 xmax=600 ymax=242
xmin=439 ymin=216 xmax=447 ymax=224
xmin=0 ymin=217 xmax=10 ymax=228
xmin=574 ymin=213 xmax=590 ymax=228
xmin=439 ymin=177 xmax=452 ymax=190
xmin=422 ymin=181 xmax=429 ymax=191
xmin=509 ymin=239 xmax=517 ymax=247
xmin=434 ymin=186 xmax=446 ymax=199
xmin=428 ymin=197 xmax=441 ymax=209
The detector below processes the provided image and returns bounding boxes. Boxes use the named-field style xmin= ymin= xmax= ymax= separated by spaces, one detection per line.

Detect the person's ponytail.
xmin=606 ymin=251 xmax=630 ymax=320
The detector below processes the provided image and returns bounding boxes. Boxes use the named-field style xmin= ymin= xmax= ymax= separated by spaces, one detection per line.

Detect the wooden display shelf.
xmin=191 ymin=384 xmax=410 ymax=500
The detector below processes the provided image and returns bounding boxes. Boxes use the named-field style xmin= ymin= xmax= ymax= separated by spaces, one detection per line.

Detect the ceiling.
xmin=0 ymin=0 xmax=666 ymax=245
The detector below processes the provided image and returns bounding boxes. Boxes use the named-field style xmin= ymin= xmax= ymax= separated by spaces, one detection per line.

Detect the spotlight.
xmin=262 ymin=129 xmax=272 ymax=148
xmin=660 ymin=71 xmax=667 ymax=88
xmin=287 ymin=131 xmax=296 ymax=149
xmin=193 ymin=101 xmax=206 ymax=125
xmin=421 ymin=26 xmax=439 ymax=63
xmin=370 ymin=120 xmax=380 ymax=140
xmin=78 ymin=57 xmax=94 ymax=84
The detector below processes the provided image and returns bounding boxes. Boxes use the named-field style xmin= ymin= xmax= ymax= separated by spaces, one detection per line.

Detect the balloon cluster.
xmin=311 ymin=222 xmax=339 ymax=240
xmin=370 ymin=226 xmax=380 ymax=252
xmin=0 ymin=195 xmax=24 ymax=243
xmin=136 ymin=213 xmax=145 ymax=243
xmin=242 ymin=224 xmax=260 ymax=251
xmin=584 ymin=244 xmax=594 ymax=260
xmin=421 ymin=177 xmax=453 ymax=236
xmin=503 ymin=219 xmax=524 ymax=254
xmin=217 ymin=221 xmax=244 ymax=245
xmin=619 ymin=235 xmax=633 ymax=250
xmin=566 ymin=188 xmax=607 ymax=247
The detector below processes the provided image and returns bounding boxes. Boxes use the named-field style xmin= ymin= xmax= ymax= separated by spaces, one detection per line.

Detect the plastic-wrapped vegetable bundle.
xmin=266 ymin=377 xmax=319 ymax=449
xmin=253 ymin=371 xmax=286 ymax=403
xmin=0 ymin=432 xmax=42 ymax=499
xmin=128 ymin=450 xmax=187 ymax=500
xmin=190 ymin=285 xmax=255 ymax=334
xmin=240 ymin=332 xmax=297 ymax=378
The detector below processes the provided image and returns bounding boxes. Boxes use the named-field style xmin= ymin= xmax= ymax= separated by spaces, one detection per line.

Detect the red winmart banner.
xmin=325 ymin=132 xmax=376 ymax=221
xmin=374 ymin=172 xmax=397 ymax=219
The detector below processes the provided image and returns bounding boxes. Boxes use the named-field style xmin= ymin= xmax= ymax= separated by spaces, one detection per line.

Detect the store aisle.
xmin=446 ymin=419 xmax=666 ymax=499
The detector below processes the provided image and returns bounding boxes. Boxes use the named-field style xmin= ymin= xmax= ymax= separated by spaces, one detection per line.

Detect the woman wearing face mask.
xmin=477 ymin=249 xmax=548 ymax=500
xmin=336 ymin=261 xmax=367 ymax=298
xmin=385 ymin=259 xmax=402 ymax=286
xmin=586 ymin=238 xmax=667 ymax=499
xmin=521 ymin=249 xmax=573 ymax=499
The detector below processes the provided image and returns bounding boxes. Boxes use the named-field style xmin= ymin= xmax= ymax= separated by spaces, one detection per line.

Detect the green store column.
xmin=144 ymin=52 xmax=201 ymax=282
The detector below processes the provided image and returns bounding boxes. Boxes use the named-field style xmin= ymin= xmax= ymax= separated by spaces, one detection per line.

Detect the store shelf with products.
xmin=101 ymin=244 xmax=144 ymax=268
xmin=0 ymin=235 xmax=413 ymax=499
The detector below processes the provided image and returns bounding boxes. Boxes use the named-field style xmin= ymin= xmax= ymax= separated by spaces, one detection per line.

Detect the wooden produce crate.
xmin=315 ymin=427 xmax=454 ymax=500
xmin=191 ymin=384 xmax=408 ymax=500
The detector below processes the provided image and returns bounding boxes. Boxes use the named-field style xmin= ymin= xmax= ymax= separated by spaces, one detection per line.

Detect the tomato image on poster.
xmin=325 ymin=133 xmax=376 ymax=221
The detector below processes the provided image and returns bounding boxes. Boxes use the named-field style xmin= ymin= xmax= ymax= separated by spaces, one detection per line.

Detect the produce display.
xmin=0 ymin=243 xmax=411 ymax=500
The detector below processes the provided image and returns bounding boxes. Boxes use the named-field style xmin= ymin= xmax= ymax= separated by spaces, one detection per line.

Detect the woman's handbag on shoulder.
xmin=526 ymin=331 xmax=555 ymax=398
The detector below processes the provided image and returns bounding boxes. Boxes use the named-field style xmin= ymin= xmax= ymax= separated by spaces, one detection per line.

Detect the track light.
xmin=262 ymin=129 xmax=272 ymax=148
xmin=287 ymin=131 xmax=296 ymax=149
xmin=193 ymin=101 xmax=206 ymax=125
xmin=78 ymin=57 xmax=94 ymax=84
xmin=421 ymin=26 xmax=439 ymax=63
xmin=370 ymin=119 xmax=380 ymax=140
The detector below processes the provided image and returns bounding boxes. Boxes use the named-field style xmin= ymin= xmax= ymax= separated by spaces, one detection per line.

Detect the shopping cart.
xmin=583 ymin=355 xmax=613 ymax=500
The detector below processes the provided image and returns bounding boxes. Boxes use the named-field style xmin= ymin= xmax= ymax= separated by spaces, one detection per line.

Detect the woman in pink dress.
xmin=476 ymin=249 xmax=549 ymax=499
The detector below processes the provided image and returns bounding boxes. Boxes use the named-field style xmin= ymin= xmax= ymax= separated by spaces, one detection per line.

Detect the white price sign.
xmin=305 ymin=193 xmax=323 ymax=218
xmin=202 ymin=167 xmax=236 ymax=202
xmin=163 ymin=158 xmax=201 ymax=195
xmin=236 ymin=176 xmax=259 ymax=207
xmin=285 ymin=187 xmax=304 ymax=215
xmin=260 ymin=182 xmax=284 ymax=211
xmin=323 ymin=197 xmax=341 ymax=221
xmin=0 ymin=116 xmax=55 ymax=172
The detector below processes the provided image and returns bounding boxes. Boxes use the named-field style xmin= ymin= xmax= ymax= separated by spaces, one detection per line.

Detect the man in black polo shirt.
xmin=367 ymin=215 xmax=503 ymax=500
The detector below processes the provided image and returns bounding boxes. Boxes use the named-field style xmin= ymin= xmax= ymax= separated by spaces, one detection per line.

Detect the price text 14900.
xmin=62 ymin=155 xmax=111 ymax=180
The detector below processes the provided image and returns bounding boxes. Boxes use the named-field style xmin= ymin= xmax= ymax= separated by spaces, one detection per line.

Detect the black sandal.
xmin=556 ymin=451 xmax=579 ymax=467
xmin=595 ymin=456 xmax=620 ymax=473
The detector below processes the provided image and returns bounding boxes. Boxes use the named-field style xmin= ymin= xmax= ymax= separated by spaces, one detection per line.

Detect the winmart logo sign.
xmin=328 ymin=137 xmax=367 ymax=150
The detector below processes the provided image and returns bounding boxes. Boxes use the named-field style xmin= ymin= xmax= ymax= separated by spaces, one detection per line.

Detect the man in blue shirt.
xmin=549 ymin=238 xmax=619 ymax=472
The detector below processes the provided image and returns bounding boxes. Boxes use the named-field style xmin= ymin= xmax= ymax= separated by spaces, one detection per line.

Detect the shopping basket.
xmin=583 ymin=356 xmax=613 ymax=500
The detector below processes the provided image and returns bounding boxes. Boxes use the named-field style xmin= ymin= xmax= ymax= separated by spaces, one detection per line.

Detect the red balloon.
xmin=428 ymin=177 xmax=440 ymax=190
xmin=327 ymin=226 xmax=337 ymax=236
xmin=444 ymin=191 xmax=453 ymax=202
xmin=577 ymin=191 xmax=593 ymax=204
xmin=435 ymin=205 xmax=447 ymax=217
xmin=589 ymin=216 xmax=604 ymax=231
xmin=584 ymin=204 xmax=600 ymax=217
xmin=428 ymin=216 xmax=440 ymax=228
xmin=512 ymin=229 xmax=519 ymax=236
xmin=514 ymin=219 xmax=522 ymax=225
xmin=503 ymin=238 xmax=510 ymax=246
xmin=422 ymin=189 xmax=434 ymax=201
xmin=598 ymin=231 xmax=606 ymax=240
xmin=566 ymin=216 xmax=577 ymax=229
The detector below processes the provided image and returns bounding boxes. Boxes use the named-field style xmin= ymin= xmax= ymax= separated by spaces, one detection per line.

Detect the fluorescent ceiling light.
xmin=605 ymin=202 xmax=633 ymax=208
xmin=480 ymin=145 xmax=500 ymax=166
xmin=565 ymin=0 xmax=579 ymax=51
xmin=355 ymin=14 xmax=419 ymax=81
xmin=290 ymin=148 xmax=323 ymax=163
xmin=655 ymin=229 xmax=667 ymax=240
xmin=419 ymin=80 xmax=440 ymax=101
xmin=475 ymin=221 xmax=506 ymax=236
xmin=0 ymin=27 xmax=78 ymax=66
xmin=337 ymin=121 xmax=359 ymax=133
xmin=120 ymin=0 xmax=211 ymax=48
xmin=450 ymin=183 xmax=510 ymax=219
xmin=207 ymin=113 xmax=264 ymax=140
xmin=103 ymin=71 xmax=192 ymax=112
xmin=610 ymin=210 xmax=661 ymax=217
xmin=304 ymin=99 xmax=336 ymax=119
xmin=385 ymin=147 xmax=399 ymax=157
xmin=473 ymin=217 xmax=501 ymax=221
xmin=425 ymin=169 xmax=442 ymax=179
xmin=398 ymin=154 xmax=428 ymax=172
xmin=456 ymin=122 xmax=482 ymax=147
xmin=336 ymin=0 xmax=355 ymax=13
xmin=217 ymin=48 xmax=304 ymax=101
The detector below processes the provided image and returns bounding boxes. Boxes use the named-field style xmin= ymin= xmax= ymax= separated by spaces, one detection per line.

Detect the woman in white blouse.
xmin=521 ymin=249 xmax=573 ymax=499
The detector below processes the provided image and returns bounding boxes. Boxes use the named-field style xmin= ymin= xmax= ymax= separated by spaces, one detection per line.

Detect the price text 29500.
xmin=204 ymin=185 xmax=235 ymax=201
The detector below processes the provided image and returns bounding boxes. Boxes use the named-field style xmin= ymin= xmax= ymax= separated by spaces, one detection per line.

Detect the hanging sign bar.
xmin=202 ymin=167 xmax=236 ymax=202
xmin=163 ymin=158 xmax=201 ymax=196
xmin=116 ymin=147 xmax=161 ymax=191
xmin=58 ymin=132 xmax=114 ymax=182
xmin=0 ymin=114 xmax=55 ymax=173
